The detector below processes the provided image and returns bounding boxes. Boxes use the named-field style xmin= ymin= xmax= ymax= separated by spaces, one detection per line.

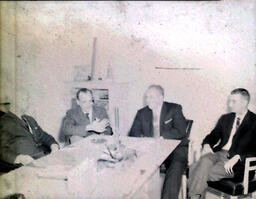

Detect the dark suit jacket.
xmin=62 ymin=105 xmax=113 ymax=142
xmin=0 ymin=112 xmax=58 ymax=164
xmin=129 ymin=102 xmax=188 ymax=146
xmin=202 ymin=110 xmax=256 ymax=177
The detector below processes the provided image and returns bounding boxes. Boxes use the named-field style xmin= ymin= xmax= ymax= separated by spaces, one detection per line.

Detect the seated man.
xmin=188 ymin=88 xmax=256 ymax=199
xmin=0 ymin=110 xmax=59 ymax=171
xmin=129 ymin=85 xmax=188 ymax=199
xmin=62 ymin=88 xmax=113 ymax=144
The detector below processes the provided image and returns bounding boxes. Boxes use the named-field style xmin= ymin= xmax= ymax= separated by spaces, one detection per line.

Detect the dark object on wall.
xmin=90 ymin=37 xmax=97 ymax=80
xmin=2 ymin=193 xmax=25 ymax=199
xmin=0 ymin=102 xmax=11 ymax=113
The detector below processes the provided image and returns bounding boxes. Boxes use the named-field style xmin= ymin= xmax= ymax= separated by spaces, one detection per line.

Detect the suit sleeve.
xmin=62 ymin=111 xmax=87 ymax=137
xmin=0 ymin=129 xmax=19 ymax=164
xmin=30 ymin=118 xmax=58 ymax=148
xmin=161 ymin=105 xmax=187 ymax=139
xmin=99 ymin=108 xmax=113 ymax=135
xmin=201 ymin=115 xmax=223 ymax=148
xmin=129 ymin=111 xmax=143 ymax=137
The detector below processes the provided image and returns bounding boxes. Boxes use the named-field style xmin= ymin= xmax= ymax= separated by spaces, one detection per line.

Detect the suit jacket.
xmin=62 ymin=105 xmax=113 ymax=141
xmin=129 ymin=102 xmax=188 ymax=146
xmin=202 ymin=110 xmax=256 ymax=179
xmin=202 ymin=110 xmax=256 ymax=161
xmin=0 ymin=112 xmax=58 ymax=164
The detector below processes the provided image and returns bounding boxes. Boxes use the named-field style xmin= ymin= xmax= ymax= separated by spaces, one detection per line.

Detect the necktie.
xmin=236 ymin=117 xmax=241 ymax=130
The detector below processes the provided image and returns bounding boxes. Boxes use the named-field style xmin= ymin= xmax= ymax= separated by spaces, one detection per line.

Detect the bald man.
xmin=129 ymin=85 xmax=188 ymax=199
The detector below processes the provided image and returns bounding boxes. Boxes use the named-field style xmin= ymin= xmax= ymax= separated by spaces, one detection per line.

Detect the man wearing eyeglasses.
xmin=62 ymin=88 xmax=113 ymax=144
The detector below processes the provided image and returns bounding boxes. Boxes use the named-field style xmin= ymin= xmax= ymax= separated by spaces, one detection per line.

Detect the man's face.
xmin=77 ymin=92 xmax=93 ymax=112
xmin=227 ymin=94 xmax=247 ymax=114
xmin=145 ymin=88 xmax=164 ymax=110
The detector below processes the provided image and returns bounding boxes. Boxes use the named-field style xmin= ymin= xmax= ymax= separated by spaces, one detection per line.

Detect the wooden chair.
xmin=181 ymin=119 xmax=193 ymax=199
xmin=207 ymin=157 xmax=256 ymax=199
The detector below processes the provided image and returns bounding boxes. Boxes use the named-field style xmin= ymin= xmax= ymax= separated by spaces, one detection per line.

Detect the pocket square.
xmin=164 ymin=118 xmax=173 ymax=124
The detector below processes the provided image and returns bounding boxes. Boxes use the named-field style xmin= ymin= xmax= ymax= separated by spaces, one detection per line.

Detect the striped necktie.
xmin=236 ymin=117 xmax=241 ymax=130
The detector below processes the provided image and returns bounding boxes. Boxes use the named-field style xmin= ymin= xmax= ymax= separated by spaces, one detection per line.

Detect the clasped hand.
xmin=201 ymin=145 xmax=240 ymax=175
xmin=86 ymin=118 xmax=109 ymax=133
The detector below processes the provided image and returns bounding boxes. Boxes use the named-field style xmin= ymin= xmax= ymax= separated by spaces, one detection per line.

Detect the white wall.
xmin=1 ymin=1 xmax=255 ymax=146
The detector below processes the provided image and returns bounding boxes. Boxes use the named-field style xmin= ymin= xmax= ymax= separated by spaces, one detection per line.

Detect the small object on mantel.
xmin=73 ymin=65 xmax=91 ymax=81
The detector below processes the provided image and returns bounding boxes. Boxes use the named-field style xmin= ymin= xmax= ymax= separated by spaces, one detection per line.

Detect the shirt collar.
xmin=235 ymin=109 xmax=248 ymax=122
xmin=149 ymin=102 xmax=163 ymax=114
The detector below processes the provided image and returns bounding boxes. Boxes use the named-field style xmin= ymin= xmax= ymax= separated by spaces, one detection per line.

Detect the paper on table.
xmin=36 ymin=165 xmax=69 ymax=180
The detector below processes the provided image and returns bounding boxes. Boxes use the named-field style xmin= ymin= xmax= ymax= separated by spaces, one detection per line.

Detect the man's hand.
xmin=86 ymin=118 xmax=109 ymax=133
xmin=201 ymin=144 xmax=213 ymax=156
xmin=14 ymin=154 xmax=34 ymax=165
xmin=224 ymin=155 xmax=240 ymax=175
xmin=50 ymin=143 xmax=60 ymax=153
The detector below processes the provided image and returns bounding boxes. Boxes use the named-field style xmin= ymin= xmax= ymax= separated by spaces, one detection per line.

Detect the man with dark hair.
xmin=188 ymin=88 xmax=256 ymax=199
xmin=129 ymin=85 xmax=188 ymax=199
xmin=0 ymin=110 xmax=59 ymax=172
xmin=63 ymin=88 xmax=112 ymax=144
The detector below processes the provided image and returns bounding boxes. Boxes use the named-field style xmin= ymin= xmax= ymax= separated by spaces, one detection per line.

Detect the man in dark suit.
xmin=62 ymin=88 xmax=112 ymax=144
xmin=129 ymin=85 xmax=188 ymax=199
xmin=188 ymin=88 xmax=256 ymax=199
xmin=0 ymin=110 xmax=59 ymax=171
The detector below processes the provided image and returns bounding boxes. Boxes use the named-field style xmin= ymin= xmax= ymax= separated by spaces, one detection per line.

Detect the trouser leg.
xmin=188 ymin=150 xmax=233 ymax=197
xmin=161 ymin=146 xmax=188 ymax=199
xmin=188 ymin=152 xmax=218 ymax=196
xmin=208 ymin=151 xmax=234 ymax=181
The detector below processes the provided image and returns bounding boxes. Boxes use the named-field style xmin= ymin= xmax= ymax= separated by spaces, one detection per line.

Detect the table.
xmin=0 ymin=135 xmax=180 ymax=199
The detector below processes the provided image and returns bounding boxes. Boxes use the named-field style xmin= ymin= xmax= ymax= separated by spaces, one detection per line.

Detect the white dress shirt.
xmin=222 ymin=110 xmax=247 ymax=151
xmin=151 ymin=103 xmax=163 ymax=138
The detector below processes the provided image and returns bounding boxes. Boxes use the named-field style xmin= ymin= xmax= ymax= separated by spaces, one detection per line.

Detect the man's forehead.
xmin=229 ymin=93 xmax=242 ymax=101
xmin=146 ymin=88 xmax=161 ymax=95
xmin=78 ymin=92 xmax=92 ymax=99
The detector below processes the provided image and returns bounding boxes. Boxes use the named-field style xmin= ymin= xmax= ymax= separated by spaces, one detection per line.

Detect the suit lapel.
xmin=77 ymin=106 xmax=90 ymax=124
xmin=235 ymin=110 xmax=250 ymax=135
xmin=92 ymin=105 xmax=97 ymax=121
xmin=21 ymin=115 xmax=36 ymax=135
xmin=229 ymin=111 xmax=251 ymax=155
xmin=226 ymin=113 xmax=235 ymax=138
xmin=160 ymin=102 xmax=167 ymax=136
xmin=144 ymin=107 xmax=153 ymax=137
xmin=160 ymin=102 xmax=167 ymax=126
xmin=8 ymin=112 xmax=28 ymax=129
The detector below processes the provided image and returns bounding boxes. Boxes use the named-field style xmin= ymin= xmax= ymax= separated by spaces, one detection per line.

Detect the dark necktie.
xmin=236 ymin=117 xmax=241 ymax=130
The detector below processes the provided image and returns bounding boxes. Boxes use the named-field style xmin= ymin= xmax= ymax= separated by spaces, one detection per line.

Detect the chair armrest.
xmin=243 ymin=157 xmax=256 ymax=195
